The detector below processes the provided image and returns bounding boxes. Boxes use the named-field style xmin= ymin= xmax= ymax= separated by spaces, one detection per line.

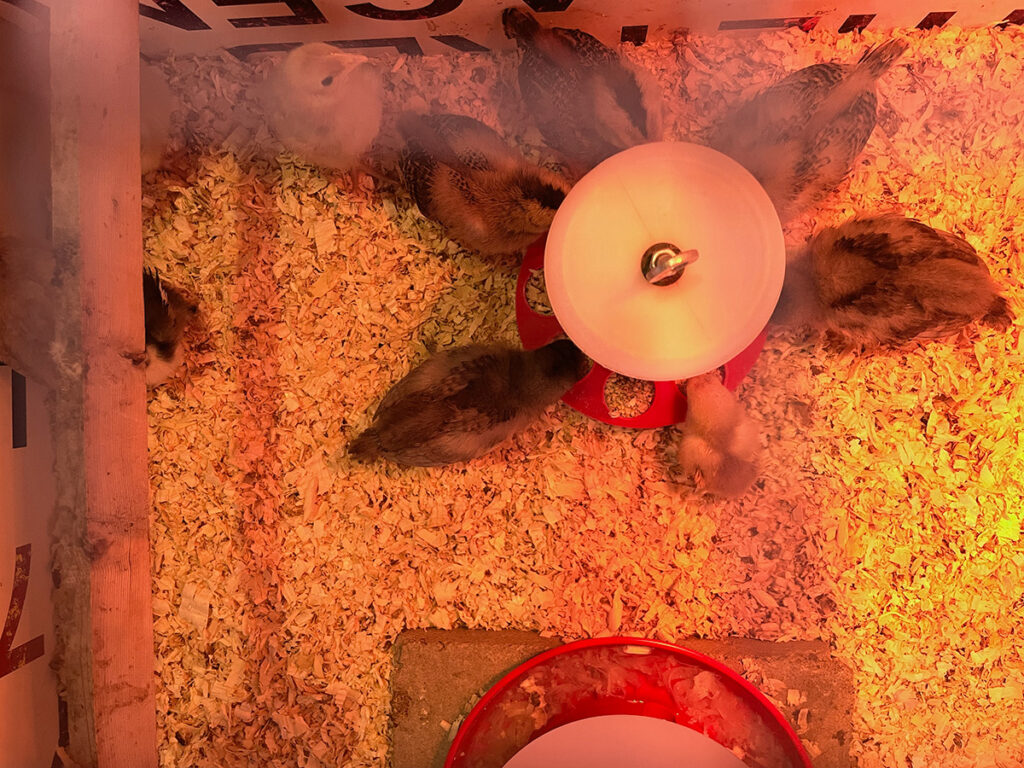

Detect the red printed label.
xmin=1 ymin=544 xmax=46 ymax=677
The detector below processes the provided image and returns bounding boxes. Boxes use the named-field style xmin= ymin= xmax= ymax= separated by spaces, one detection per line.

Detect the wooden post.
xmin=45 ymin=1 xmax=158 ymax=766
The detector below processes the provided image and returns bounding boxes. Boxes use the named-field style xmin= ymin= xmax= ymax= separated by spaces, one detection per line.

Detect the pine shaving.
xmin=145 ymin=25 xmax=1024 ymax=768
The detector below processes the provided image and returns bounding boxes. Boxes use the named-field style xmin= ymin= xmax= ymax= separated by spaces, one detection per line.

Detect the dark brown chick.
xmin=676 ymin=372 xmax=761 ymax=498
xmin=710 ymin=40 xmax=906 ymax=223
xmin=349 ymin=340 xmax=590 ymax=467
xmin=502 ymin=7 xmax=662 ymax=175
xmin=772 ymin=215 xmax=1014 ymax=347
xmin=397 ymin=112 xmax=571 ymax=256
xmin=143 ymin=268 xmax=197 ymax=386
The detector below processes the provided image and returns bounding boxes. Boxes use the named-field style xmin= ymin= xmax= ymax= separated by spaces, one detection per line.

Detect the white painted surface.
xmin=136 ymin=0 xmax=1018 ymax=57
xmin=0 ymin=368 xmax=60 ymax=768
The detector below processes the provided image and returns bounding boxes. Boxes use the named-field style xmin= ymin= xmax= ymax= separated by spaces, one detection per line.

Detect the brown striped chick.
xmin=710 ymin=40 xmax=906 ymax=223
xmin=772 ymin=215 xmax=1014 ymax=347
xmin=262 ymin=43 xmax=383 ymax=181
xmin=143 ymin=268 xmax=197 ymax=386
xmin=677 ymin=372 xmax=760 ymax=498
xmin=397 ymin=112 xmax=571 ymax=256
xmin=348 ymin=340 xmax=590 ymax=467
xmin=502 ymin=7 xmax=662 ymax=176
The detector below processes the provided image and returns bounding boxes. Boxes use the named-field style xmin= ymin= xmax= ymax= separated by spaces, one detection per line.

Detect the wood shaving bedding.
xmin=145 ymin=25 xmax=1024 ymax=768
xmin=523 ymin=268 xmax=552 ymax=316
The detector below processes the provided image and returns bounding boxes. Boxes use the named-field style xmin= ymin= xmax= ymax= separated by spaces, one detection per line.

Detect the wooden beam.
xmin=46 ymin=0 xmax=158 ymax=765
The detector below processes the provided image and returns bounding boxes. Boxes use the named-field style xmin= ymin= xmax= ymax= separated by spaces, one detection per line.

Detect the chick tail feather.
xmin=855 ymin=39 xmax=908 ymax=79
xmin=348 ymin=429 xmax=382 ymax=461
xmin=805 ymin=39 xmax=907 ymax=137
xmin=502 ymin=7 xmax=539 ymax=40
xmin=982 ymin=295 xmax=1015 ymax=331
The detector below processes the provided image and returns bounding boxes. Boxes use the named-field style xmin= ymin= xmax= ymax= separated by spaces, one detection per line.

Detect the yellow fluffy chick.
xmin=262 ymin=42 xmax=383 ymax=174
xmin=677 ymin=372 xmax=760 ymax=497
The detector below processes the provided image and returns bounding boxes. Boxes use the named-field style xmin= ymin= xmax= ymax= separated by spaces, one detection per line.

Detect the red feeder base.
xmin=444 ymin=636 xmax=814 ymax=768
xmin=515 ymin=235 xmax=767 ymax=428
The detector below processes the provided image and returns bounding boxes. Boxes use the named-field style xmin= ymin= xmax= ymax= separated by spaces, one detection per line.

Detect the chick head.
xmin=159 ymin=284 xmax=199 ymax=345
xmin=535 ymin=338 xmax=591 ymax=386
xmin=280 ymin=42 xmax=381 ymax=105
xmin=684 ymin=370 xmax=727 ymax=399
xmin=683 ymin=369 xmax=743 ymax=438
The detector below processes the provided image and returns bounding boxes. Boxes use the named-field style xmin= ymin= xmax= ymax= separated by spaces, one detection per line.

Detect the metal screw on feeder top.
xmin=641 ymin=243 xmax=700 ymax=286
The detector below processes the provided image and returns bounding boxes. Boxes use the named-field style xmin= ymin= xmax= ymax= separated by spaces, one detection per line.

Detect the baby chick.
xmin=502 ymin=7 xmax=662 ymax=175
xmin=710 ymin=40 xmax=907 ymax=223
xmin=677 ymin=372 xmax=760 ymax=498
xmin=349 ymin=339 xmax=590 ymax=467
xmin=397 ymin=112 xmax=571 ymax=256
xmin=262 ymin=42 xmax=384 ymax=176
xmin=772 ymin=215 xmax=1014 ymax=347
xmin=143 ymin=268 xmax=197 ymax=386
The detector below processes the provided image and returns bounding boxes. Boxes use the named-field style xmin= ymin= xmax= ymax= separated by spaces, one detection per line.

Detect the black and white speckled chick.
xmin=711 ymin=40 xmax=907 ymax=223
xmin=143 ymin=268 xmax=197 ymax=386
xmin=397 ymin=112 xmax=571 ymax=256
xmin=348 ymin=340 xmax=590 ymax=467
xmin=772 ymin=216 xmax=1014 ymax=347
xmin=676 ymin=372 xmax=761 ymax=498
xmin=502 ymin=7 xmax=662 ymax=175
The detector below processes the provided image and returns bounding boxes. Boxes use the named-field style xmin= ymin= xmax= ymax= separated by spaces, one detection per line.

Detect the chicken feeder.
xmin=516 ymin=141 xmax=785 ymax=427
xmin=443 ymin=637 xmax=814 ymax=768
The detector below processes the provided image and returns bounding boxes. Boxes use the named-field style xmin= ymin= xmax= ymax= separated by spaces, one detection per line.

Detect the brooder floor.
xmin=144 ymin=24 xmax=1024 ymax=768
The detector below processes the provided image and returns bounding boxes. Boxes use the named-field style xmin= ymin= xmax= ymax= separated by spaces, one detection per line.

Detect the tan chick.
xmin=710 ymin=40 xmax=906 ymax=223
xmin=502 ymin=7 xmax=662 ymax=175
xmin=397 ymin=112 xmax=571 ymax=256
xmin=262 ymin=42 xmax=383 ymax=177
xmin=677 ymin=372 xmax=760 ymax=498
xmin=348 ymin=340 xmax=590 ymax=467
xmin=143 ymin=268 xmax=197 ymax=386
xmin=772 ymin=215 xmax=1014 ymax=347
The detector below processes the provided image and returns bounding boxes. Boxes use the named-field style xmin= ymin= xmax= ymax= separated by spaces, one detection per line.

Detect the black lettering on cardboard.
xmin=838 ymin=14 xmax=875 ymax=33
xmin=345 ymin=0 xmax=461 ymax=21
xmin=916 ymin=11 xmax=955 ymax=30
xmin=1000 ymin=9 xmax=1024 ymax=27
xmin=719 ymin=16 xmax=820 ymax=32
xmin=620 ymin=25 xmax=647 ymax=45
xmin=522 ymin=0 xmax=575 ymax=11
xmin=0 ymin=544 xmax=45 ymax=678
xmin=228 ymin=37 xmax=425 ymax=59
xmin=213 ymin=0 xmax=326 ymax=28
xmin=11 ymin=370 xmax=26 ymax=449
xmin=431 ymin=35 xmax=489 ymax=52
xmin=58 ymin=695 xmax=69 ymax=747
xmin=139 ymin=0 xmax=211 ymax=31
